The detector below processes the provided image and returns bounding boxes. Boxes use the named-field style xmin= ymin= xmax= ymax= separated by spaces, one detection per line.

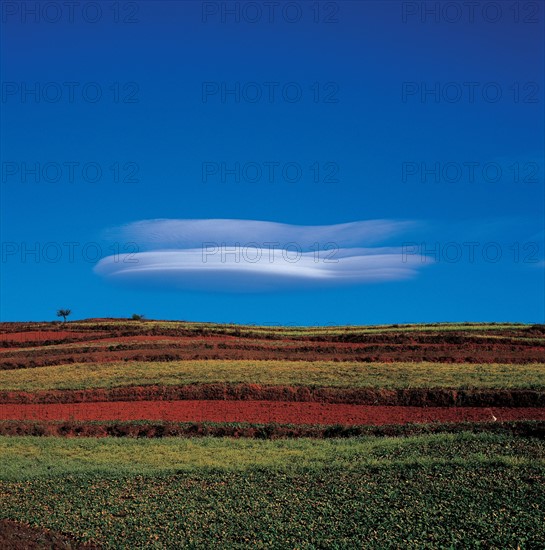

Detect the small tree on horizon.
xmin=131 ymin=313 xmax=145 ymax=321
xmin=56 ymin=309 xmax=71 ymax=323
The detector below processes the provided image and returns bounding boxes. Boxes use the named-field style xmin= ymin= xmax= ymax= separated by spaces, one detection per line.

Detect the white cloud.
xmin=95 ymin=218 xmax=430 ymax=292
xmin=104 ymin=218 xmax=416 ymax=250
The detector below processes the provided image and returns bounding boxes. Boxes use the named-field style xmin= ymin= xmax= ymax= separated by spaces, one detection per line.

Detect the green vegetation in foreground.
xmin=1 ymin=360 xmax=544 ymax=392
xmin=0 ymin=432 xmax=543 ymax=480
xmin=0 ymin=433 xmax=543 ymax=548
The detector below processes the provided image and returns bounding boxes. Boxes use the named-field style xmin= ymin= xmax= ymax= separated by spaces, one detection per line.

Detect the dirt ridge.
xmin=1 ymin=384 xmax=543 ymax=407
xmin=1 ymin=419 xmax=543 ymax=439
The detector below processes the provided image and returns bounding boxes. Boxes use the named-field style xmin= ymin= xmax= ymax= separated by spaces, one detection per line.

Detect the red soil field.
xmin=1 ymin=322 xmax=543 ymax=367
xmin=91 ymin=335 xmax=193 ymax=343
xmin=0 ymin=331 xmax=98 ymax=344
xmin=2 ymin=400 xmax=544 ymax=425
xmin=1 ymin=384 xmax=542 ymax=407
xmin=1 ymin=323 xmax=542 ymax=430
xmin=2 ymin=340 xmax=544 ymax=369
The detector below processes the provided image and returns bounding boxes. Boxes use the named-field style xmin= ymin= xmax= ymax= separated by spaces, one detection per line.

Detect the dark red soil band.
xmin=2 ymin=341 xmax=544 ymax=369
xmin=1 ymin=384 xmax=543 ymax=407
xmin=0 ymin=330 xmax=102 ymax=343
xmin=1 ymin=419 xmax=543 ymax=439
xmin=1 ymin=328 xmax=544 ymax=369
xmin=1 ymin=400 xmax=544 ymax=425
xmin=0 ymin=519 xmax=99 ymax=550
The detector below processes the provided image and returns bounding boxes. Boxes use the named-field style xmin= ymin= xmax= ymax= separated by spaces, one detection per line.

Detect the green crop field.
xmin=1 ymin=432 xmax=544 ymax=548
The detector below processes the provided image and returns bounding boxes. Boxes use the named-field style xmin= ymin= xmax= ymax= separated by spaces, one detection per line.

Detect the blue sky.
xmin=1 ymin=0 xmax=544 ymax=324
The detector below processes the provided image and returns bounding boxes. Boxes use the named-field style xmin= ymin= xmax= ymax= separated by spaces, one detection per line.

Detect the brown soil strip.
xmin=0 ymin=385 xmax=542 ymax=407
xmin=0 ymin=519 xmax=99 ymax=549
xmin=1 ymin=400 xmax=544 ymax=425
xmin=1 ymin=420 xmax=543 ymax=439
xmin=0 ymin=331 xmax=102 ymax=344
xmin=2 ymin=342 xmax=543 ymax=369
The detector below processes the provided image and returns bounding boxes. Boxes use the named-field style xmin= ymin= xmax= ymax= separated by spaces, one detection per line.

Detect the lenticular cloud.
xmin=94 ymin=218 xmax=429 ymax=292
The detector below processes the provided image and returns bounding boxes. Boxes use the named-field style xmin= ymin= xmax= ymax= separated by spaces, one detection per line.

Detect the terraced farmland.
xmin=0 ymin=320 xmax=543 ymax=548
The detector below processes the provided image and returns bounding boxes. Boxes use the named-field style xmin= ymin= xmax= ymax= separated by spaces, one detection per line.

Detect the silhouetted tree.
xmin=56 ymin=309 xmax=71 ymax=323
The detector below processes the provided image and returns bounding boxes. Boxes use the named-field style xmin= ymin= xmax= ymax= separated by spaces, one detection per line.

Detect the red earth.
xmin=1 ymin=384 xmax=542 ymax=407
xmin=1 ymin=400 xmax=544 ymax=425
xmin=0 ymin=331 xmax=99 ymax=343
xmin=2 ymin=341 xmax=544 ymax=369
xmin=1 ymin=322 xmax=544 ymax=367
xmin=1 ymin=322 xmax=543 ymax=430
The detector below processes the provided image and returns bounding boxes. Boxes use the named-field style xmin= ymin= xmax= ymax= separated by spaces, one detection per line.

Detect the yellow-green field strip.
xmin=1 ymin=432 xmax=544 ymax=480
xmin=0 ymin=360 xmax=544 ymax=392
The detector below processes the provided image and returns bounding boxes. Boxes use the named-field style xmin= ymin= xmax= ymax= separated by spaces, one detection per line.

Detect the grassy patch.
xmin=0 ymin=435 xmax=346 ymax=479
xmin=0 ymin=432 xmax=544 ymax=480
